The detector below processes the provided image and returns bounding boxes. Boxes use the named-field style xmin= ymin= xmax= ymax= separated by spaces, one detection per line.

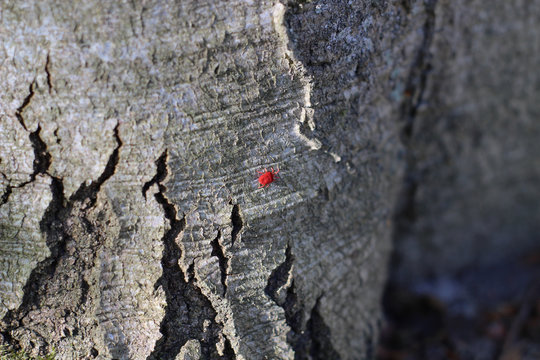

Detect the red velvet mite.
xmin=257 ymin=167 xmax=279 ymax=188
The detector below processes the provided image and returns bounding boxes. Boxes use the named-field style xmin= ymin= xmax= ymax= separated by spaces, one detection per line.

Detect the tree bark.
xmin=392 ymin=0 xmax=540 ymax=283
xmin=1 ymin=1 xmax=429 ymax=359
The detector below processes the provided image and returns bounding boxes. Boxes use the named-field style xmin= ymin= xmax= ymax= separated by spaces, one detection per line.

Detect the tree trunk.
xmin=392 ymin=0 xmax=540 ymax=284
xmin=1 ymin=1 xmax=429 ymax=359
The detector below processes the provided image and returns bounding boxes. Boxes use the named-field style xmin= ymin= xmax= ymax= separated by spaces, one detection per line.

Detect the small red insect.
xmin=257 ymin=167 xmax=280 ymax=188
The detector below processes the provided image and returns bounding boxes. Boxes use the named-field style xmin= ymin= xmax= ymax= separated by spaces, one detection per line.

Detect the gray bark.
xmin=4 ymin=0 xmax=527 ymax=359
xmin=392 ymin=0 xmax=540 ymax=284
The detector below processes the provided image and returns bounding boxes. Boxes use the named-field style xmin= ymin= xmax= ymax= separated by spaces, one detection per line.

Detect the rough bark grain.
xmin=0 ymin=0 xmax=433 ymax=359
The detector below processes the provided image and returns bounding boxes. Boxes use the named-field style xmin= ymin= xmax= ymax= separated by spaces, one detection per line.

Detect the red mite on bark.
xmin=257 ymin=167 xmax=279 ymax=188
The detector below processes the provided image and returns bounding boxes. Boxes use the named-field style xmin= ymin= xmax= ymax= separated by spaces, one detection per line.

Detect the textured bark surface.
xmin=392 ymin=0 xmax=540 ymax=283
xmin=0 ymin=0 xmax=477 ymax=359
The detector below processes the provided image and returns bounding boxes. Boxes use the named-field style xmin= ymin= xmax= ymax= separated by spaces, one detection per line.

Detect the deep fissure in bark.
xmin=264 ymin=244 xmax=303 ymax=356
xmin=222 ymin=337 xmax=236 ymax=360
xmin=400 ymin=0 xmax=437 ymax=138
xmin=149 ymin=185 xmax=191 ymax=359
xmin=0 ymin=186 xmax=12 ymax=207
xmin=230 ymin=203 xmax=243 ymax=247
xmin=210 ymin=230 xmax=229 ymax=296
xmin=284 ymin=281 xmax=306 ymax=356
xmin=28 ymin=125 xmax=52 ymax=182
xmin=305 ymin=297 xmax=341 ymax=360
xmin=1 ymin=82 xmax=49 ymax=207
xmin=187 ymin=259 xmax=196 ymax=282
xmin=393 ymin=0 xmax=438 ymax=236
xmin=0 ymin=123 xmax=123 ymax=354
xmin=265 ymin=243 xmax=293 ymax=303
xmin=0 ymin=175 xmax=65 ymax=349
xmin=1 ymin=124 xmax=51 ymax=208
xmin=80 ymin=279 xmax=90 ymax=307
xmin=148 ymin=151 xmax=226 ymax=360
xmin=265 ymin=244 xmax=339 ymax=358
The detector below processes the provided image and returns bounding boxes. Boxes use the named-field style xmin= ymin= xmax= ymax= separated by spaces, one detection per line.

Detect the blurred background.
xmin=377 ymin=2 xmax=540 ymax=359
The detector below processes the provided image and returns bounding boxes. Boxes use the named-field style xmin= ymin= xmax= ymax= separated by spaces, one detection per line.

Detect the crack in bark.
xmin=148 ymin=150 xmax=224 ymax=360
xmin=265 ymin=246 xmax=338 ymax=358
xmin=400 ymin=0 xmax=437 ymax=139
xmin=229 ymin=203 xmax=243 ymax=247
xmin=284 ymin=281 xmax=305 ymax=355
xmin=210 ymin=230 xmax=229 ymax=296
xmin=222 ymin=336 xmax=236 ymax=360
xmin=45 ymin=53 xmax=53 ymax=94
xmin=303 ymin=296 xmax=341 ymax=360
xmin=2 ymin=81 xmax=50 ymax=207
xmin=187 ymin=259 xmax=196 ymax=282
xmin=0 ymin=186 xmax=12 ymax=207
xmin=28 ymin=125 xmax=52 ymax=182
xmin=394 ymin=0 xmax=438 ymax=232
xmin=265 ymin=243 xmax=293 ymax=304
xmin=142 ymin=150 xmax=168 ymax=200
xmin=79 ymin=278 xmax=91 ymax=308
xmin=0 ymin=125 xmax=123 ymax=354
xmin=15 ymin=82 xmax=35 ymax=132
xmin=70 ymin=123 xmax=122 ymax=207
xmin=149 ymin=181 xmax=189 ymax=359
xmin=265 ymin=244 xmax=307 ymax=356
xmin=1 ymin=175 xmax=66 ymax=343
xmin=1 ymin=124 xmax=51 ymax=208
